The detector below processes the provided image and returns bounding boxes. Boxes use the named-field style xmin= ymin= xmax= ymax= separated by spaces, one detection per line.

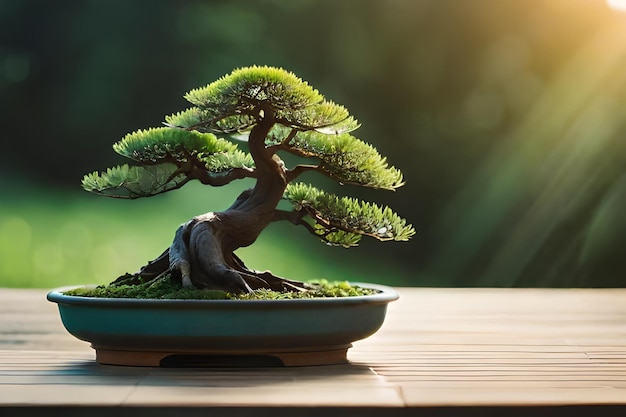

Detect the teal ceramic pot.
xmin=47 ymin=283 xmax=398 ymax=367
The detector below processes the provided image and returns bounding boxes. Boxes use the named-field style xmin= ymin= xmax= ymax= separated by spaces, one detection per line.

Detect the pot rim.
xmin=47 ymin=282 xmax=399 ymax=309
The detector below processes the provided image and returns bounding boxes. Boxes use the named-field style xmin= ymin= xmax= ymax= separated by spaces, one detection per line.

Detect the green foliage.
xmin=284 ymin=182 xmax=415 ymax=247
xmin=165 ymin=108 xmax=202 ymax=129
xmin=268 ymin=126 xmax=404 ymax=190
xmin=199 ymin=151 xmax=254 ymax=172
xmin=85 ymin=66 xmax=405 ymax=199
xmin=81 ymin=164 xmax=188 ymax=199
xmin=185 ymin=65 xmax=322 ymax=113
xmin=113 ymin=127 xmax=254 ymax=171
xmin=114 ymin=127 xmax=236 ymax=163
xmin=286 ymin=101 xmax=358 ymax=132
xmin=82 ymin=127 xmax=255 ymax=198
xmin=179 ymin=66 xmax=358 ymax=133
xmin=63 ymin=275 xmax=376 ymax=299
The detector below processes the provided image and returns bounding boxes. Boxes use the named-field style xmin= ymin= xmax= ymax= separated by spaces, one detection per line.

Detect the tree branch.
xmin=96 ymin=173 xmax=192 ymax=200
xmin=275 ymin=205 xmax=383 ymax=245
xmin=285 ymin=164 xmax=319 ymax=182
xmin=267 ymin=128 xmax=298 ymax=155
xmin=270 ymin=209 xmax=328 ymax=241
xmin=271 ymin=209 xmax=305 ymax=224
xmin=189 ymin=166 xmax=256 ymax=187
xmin=274 ymin=114 xmax=353 ymax=132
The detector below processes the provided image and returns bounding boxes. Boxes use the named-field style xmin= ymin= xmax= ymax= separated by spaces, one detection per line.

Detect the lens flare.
xmin=607 ymin=0 xmax=626 ymax=12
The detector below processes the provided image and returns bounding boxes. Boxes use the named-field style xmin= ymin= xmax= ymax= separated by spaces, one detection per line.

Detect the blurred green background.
xmin=1 ymin=0 xmax=625 ymax=288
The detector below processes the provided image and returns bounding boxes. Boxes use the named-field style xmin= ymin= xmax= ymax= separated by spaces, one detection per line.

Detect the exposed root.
xmin=111 ymin=249 xmax=170 ymax=286
xmin=112 ymin=216 xmax=310 ymax=294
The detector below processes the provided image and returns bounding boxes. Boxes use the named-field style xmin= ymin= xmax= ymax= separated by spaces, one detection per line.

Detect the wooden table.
xmin=1 ymin=287 xmax=625 ymax=416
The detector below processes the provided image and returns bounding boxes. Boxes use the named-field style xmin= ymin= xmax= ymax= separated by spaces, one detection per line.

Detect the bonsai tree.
xmin=82 ymin=66 xmax=414 ymax=294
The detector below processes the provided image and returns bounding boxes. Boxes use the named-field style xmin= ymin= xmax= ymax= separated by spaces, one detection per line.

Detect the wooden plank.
xmin=1 ymin=287 xmax=625 ymax=409
xmin=355 ymin=288 xmax=626 ymax=406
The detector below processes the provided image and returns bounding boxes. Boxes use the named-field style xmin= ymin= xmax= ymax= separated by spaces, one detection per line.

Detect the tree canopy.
xmin=82 ymin=66 xmax=414 ymax=249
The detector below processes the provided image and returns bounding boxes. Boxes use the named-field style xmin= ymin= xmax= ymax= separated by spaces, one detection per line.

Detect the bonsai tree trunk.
xmin=116 ymin=105 xmax=307 ymax=293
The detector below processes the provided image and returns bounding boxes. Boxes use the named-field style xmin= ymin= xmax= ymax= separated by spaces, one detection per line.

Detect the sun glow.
xmin=607 ymin=0 xmax=626 ymax=12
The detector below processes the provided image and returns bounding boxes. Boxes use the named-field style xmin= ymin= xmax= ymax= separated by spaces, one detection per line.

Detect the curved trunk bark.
xmin=114 ymin=105 xmax=309 ymax=293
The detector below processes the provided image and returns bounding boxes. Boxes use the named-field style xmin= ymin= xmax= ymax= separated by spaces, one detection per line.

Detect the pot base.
xmin=93 ymin=344 xmax=351 ymax=367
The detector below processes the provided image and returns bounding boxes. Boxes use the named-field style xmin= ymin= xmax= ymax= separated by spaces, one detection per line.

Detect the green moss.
xmin=63 ymin=276 xmax=376 ymax=300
